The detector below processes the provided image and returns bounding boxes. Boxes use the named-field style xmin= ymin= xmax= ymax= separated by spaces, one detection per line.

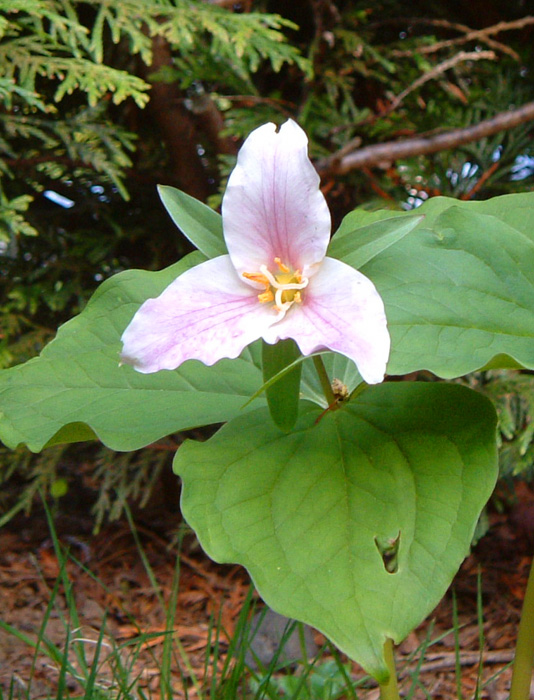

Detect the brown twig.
xmin=317 ymin=101 xmax=534 ymax=176
xmin=345 ymin=649 xmax=515 ymax=691
xmin=460 ymin=160 xmax=500 ymax=200
xmin=362 ymin=166 xmax=395 ymax=200
xmin=392 ymin=16 xmax=534 ymax=61
xmin=398 ymin=33 xmax=515 ymax=60
xmin=402 ymin=649 xmax=515 ymax=675
xmin=386 ymin=50 xmax=496 ymax=115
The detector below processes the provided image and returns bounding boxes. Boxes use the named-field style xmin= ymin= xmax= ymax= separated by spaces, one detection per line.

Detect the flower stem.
xmin=312 ymin=355 xmax=335 ymax=405
xmin=380 ymin=638 xmax=401 ymax=700
xmin=510 ymin=554 xmax=534 ymax=700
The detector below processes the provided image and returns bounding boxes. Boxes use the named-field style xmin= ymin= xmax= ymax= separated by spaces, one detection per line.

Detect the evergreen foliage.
xmin=0 ymin=0 xmax=308 ymax=235
xmin=1 ymin=0 xmax=533 ymax=523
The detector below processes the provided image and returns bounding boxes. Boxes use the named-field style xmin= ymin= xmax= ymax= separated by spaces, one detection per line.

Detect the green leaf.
xmin=0 ymin=252 xmax=264 ymax=452
xmin=262 ymin=339 xmax=302 ymax=432
xmin=174 ymin=382 xmax=498 ymax=679
xmin=158 ymin=185 xmax=226 ymax=258
xmin=345 ymin=193 xmax=534 ymax=377
xmin=245 ymin=349 xmax=357 ymax=411
xmin=301 ymin=352 xmax=361 ymax=406
xmin=328 ymin=213 xmax=423 ymax=269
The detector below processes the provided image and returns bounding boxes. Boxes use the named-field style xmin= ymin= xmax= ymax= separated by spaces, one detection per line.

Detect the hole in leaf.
xmin=374 ymin=532 xmax=401 ymax=574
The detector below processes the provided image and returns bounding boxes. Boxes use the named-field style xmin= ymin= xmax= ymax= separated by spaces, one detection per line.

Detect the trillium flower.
xmin=121 ymin=120 xmax=390 ymax=384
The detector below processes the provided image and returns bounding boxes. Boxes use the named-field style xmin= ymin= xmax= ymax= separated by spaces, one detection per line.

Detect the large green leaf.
xmin=0 ymin=253 xmax=264 ymax=452
xmin=158 ymin=185 xmax=226 ymax=258
xmin=174 ymin=382 xmax=498 ymax=680
xmin=328 ymin=213 xmax=423 ymax=269
xmin=332 ymin=193 xmax=534 ymax=377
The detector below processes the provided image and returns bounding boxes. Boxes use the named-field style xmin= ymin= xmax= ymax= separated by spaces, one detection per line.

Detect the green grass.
xmin=0 ymin=501 xmax=515 ymax=700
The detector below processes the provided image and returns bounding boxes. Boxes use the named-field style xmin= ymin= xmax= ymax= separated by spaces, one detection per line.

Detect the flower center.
xmin=243 ymin=257 xmax=309 ymax=320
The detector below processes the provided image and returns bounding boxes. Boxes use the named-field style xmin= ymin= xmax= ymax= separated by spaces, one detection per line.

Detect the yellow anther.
xmin=258 ymin=290 xmax=274 ymax=304
xmin=274 ymin=257 xmax=290 ymax=273
xmin=243 ymin=261 xmax=309 ymax=321
xmin=243 ymin=271 xmax=270 ymax=286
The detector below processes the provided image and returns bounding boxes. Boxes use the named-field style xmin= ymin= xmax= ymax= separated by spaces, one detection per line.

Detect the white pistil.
xmin=258 ymin=265 xmax=308 ymax=293
xmin=275 ymin=288 xmax=291 ymax=313
xmin=258 ymin=264 xmax=309 ymax=321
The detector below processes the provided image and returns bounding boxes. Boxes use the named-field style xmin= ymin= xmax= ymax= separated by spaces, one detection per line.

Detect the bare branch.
xmin=395 ymin=32 xmax=516 ymax=60
xmin=392 ymin=15 xmax=534 ymax=59
xmin=386 ymin=50 xmax=496 ymax=115
xmin=404 ymin=650 xmax=515 ymax=675
xmin=317 ymin=101 xmax=534 ymax=176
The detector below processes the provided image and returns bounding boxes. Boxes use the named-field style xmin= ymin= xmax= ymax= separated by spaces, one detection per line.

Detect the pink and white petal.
xmin=262 ymin=257 xmax=390 ymax=384
xmin=222 ymin=120 xmax=331 ymax=281
xmin=121 ymin=256 xmax=279 ymax=372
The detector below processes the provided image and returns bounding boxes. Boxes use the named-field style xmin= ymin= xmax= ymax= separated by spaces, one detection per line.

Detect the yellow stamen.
xmin=258 ymin=290 xmax=274 ymax=303
xmin=243 ymin=271 xmax=270 ymax=286
xmin=242 ymin=256 xmax=309 ymax=320
xmin=274 ymin=257 xmax=290 ymax=273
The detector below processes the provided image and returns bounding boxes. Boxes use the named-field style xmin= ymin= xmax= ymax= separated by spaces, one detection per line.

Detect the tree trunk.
xmin=142 ymin=35 xmax=210 ymax=201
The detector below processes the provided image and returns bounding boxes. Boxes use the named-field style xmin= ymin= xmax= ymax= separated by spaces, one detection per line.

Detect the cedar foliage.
xmin=1 ymin=0 xmax=533 ymax=523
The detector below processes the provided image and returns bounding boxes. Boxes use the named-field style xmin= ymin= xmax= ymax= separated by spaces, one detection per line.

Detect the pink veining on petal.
xmin=121 ymin=256 xmax=279 ymax=372
xmin=262 ymin=257 xmax=390 ymax=384
xmin=222 ymin=120 xmax=331 ymax=283
xmin=122 ymin=120 xmax=390 ymax=382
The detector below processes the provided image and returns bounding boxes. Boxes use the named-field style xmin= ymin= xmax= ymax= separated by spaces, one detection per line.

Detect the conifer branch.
xmin=317 ymin=102 xmax=534 ymax=176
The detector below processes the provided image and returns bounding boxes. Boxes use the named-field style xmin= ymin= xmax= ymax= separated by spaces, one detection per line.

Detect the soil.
xmin=1 ymin=481 xmax=533 ymax=700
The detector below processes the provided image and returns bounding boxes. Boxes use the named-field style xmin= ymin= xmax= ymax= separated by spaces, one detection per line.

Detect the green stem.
xmin=312 ymin=355 xmax=335 ymax=405
xmin=349 ymin=381 xmax=369 ymax=402
xmin=380 ymin=638 xmax=401 ymax=700
xmin=510 ymin=555 xmax=534 ymax=700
